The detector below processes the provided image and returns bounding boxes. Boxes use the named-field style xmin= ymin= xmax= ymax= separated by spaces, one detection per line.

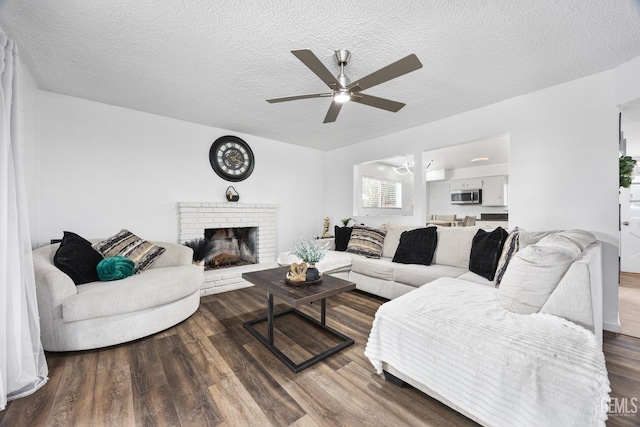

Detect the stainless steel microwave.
xmin=451 ymin=189 xmax=481 ymax=204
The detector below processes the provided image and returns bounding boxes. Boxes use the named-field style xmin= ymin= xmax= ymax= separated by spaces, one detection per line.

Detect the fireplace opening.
xmin=203 ymin=227 xmax=257 ymax=270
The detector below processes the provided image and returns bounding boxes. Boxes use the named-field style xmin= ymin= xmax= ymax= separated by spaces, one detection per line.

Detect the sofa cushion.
xmin=457 ymin=271 xmax=495 ymax=287
xmin=346 ymin=225 xmax=386 ymax=258
xmin=432 ymin=226 xmax=479 ymax=268
xmin=334 ymin=226 xmax=353 ymax=251
xmin=351 ymin=256 xmax=395 ymax=281
xmin=498 ymin=234 xmax=582 ymax=314
xmin=392 ymin=227 xmax=438 ymax=265
xmin=62 ymin=265 xmax=202 ymax=322
xmin=93 ymin=229 xmax=166 ymax=274
xmin=54 ymin=231 xmax=104 ymax=285
xmin=381 ymin=224 xmax=420 ymax=258
xmin=494 ymin=227 xmax=521 ymax=288
xmin=393 ymin=263 xmax=467 ymax=287
xmin=469 ymin=227 xmax=508 ymax=281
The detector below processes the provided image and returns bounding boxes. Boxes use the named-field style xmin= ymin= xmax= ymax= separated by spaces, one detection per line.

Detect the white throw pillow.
xmin=556 ymin=229 xmax=596 ymax=251
xmin=498 ymin=234 xmax=581 ymax=314
xmin=518 ymin=229 xmax=560 ymax=249
xmin=432 ymin=226 xmax=479 ymax=268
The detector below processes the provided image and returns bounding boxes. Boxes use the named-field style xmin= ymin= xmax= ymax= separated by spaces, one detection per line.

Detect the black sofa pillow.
xmin=469 ymin=227 xmax=509 ymax=281
xmin=54 ymin=231 xmax=104 ymax=285
xmin=334 ymin=226 xmax=353 ymax=251
xmin=392 ymin=227 xmax=438 ymax=265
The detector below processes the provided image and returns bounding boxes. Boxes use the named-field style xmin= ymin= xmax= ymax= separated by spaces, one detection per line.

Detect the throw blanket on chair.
xmin=97 ymin=256 xmax=135 ymax=281
xmin=364 ymin=278 xmax=610 ymax=427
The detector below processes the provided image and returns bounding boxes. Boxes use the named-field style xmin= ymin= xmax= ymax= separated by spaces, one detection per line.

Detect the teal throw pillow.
xmin=97 ymin=256 xmax=135 ymax=281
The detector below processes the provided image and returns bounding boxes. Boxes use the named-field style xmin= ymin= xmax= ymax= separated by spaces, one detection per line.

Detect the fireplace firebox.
xmin=203 ymin=227 xmax=257 ymax=270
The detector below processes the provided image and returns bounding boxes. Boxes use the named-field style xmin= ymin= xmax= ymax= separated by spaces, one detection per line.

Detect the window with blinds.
xmin=362 ymin=176 xmax=402 ymax=209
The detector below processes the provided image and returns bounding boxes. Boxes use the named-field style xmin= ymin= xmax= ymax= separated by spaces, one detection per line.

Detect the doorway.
xmin=619 ymin=100 xmax=640 ymax=338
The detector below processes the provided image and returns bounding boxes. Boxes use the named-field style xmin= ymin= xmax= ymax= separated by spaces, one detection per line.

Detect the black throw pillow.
xmin=54 ymin=231 xmax=104 ymax=285
xmin=392 ymin=227 xmax=438 ymax=265
xmin=469 ymin=227 xmax=509 ymax=281
xmin=334 ymin=226 xmax=353 ymax=251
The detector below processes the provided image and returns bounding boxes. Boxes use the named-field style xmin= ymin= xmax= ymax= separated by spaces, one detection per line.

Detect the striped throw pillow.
xmin=93 ymin=229 xmax=166 ymax=274
xmin=346 ymin=225 xmax=386 ymax=258
xmin=494 ymin=227 xmax=520 ymax=288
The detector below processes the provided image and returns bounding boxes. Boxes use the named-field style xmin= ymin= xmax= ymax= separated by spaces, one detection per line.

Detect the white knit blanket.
xmin=364 ymin=278 xmax=610 ymax=427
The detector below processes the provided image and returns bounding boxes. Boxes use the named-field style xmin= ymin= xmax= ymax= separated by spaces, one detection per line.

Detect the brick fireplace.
xmin=177 ymin=202 xmax=278 ymax=295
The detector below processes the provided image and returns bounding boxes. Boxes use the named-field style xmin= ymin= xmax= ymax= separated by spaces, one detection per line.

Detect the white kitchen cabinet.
xmin=481 ymin=176 xmax=508 ymax=206
xmin=449 ymin=178 xmax=482 ymax=190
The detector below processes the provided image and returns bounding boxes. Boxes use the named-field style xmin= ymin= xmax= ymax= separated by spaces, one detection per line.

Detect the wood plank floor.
xmin=1 ymin=287 xmax=639 ymax=426
xmin=620 ymin=272 xmax=640 ymax=338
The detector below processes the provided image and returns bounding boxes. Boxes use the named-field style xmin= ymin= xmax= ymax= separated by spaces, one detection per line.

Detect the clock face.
xmin=209 ymin=136 xmax=255 ymax=182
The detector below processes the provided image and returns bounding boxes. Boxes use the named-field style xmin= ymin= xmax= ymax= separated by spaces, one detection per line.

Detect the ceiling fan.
xmin=266 ymin=49 xmax=423 ymax=123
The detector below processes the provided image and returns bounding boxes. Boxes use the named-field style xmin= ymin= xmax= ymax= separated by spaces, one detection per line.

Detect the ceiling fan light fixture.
xmin=334 ymin=89 xmax=351 ymax=103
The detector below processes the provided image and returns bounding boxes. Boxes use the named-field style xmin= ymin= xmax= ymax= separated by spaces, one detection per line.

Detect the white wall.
xmin=20 ymin=64 xmax=40 ymax=248
xmin=35 ymin=91 xmax=327 ymax=255
xmin=325 ymin=70 xmax=620 ymax=331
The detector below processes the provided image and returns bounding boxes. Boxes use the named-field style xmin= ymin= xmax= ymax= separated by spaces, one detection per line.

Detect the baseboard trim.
xmin=604 ymin=321 xmax=622 ymax=333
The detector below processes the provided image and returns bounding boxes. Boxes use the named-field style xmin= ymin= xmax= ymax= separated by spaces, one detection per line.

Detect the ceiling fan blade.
xmin=347 ymin=54 xmax=423 ymax=92
xmin=351 ymin=93 xmax=406 ymax=112
xmin=266 ymin=93 xmax=332 ymax=103
xmin=323 ymin=101 xmax=343 ymax=123
xmin=292 ymin=49 xmax=341 ymax=90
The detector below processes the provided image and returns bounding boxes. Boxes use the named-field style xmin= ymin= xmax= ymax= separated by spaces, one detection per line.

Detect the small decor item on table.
xmin=286 ymin=262 xmax=308 ymax=282
xmin=342 ymin=218 xmax=352 ymax=226
xmin=292 ymin=237 xmax=328 ymax=282
xmin=226 ymin=186 xmax=240 ymax=202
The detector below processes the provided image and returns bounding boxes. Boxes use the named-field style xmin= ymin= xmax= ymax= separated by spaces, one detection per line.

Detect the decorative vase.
xmin=306 ymin=264 xmax=320 ymax=281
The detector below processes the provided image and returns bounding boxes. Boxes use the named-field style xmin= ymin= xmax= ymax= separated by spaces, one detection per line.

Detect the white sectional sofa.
xmin=281 ymin=224 xmax=609 ymax=426
xmin=298 ymin=224 xmax=603 ymax=340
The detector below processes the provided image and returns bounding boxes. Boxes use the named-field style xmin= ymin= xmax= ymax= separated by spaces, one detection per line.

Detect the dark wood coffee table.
xmin=242 ymin=266 xmax=356 ymax=373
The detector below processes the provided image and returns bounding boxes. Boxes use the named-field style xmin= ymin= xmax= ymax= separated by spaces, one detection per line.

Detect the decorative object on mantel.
xmin=291 ymin=237 xmax=328 ymax=282
xmin=342 ymin=217 xmax=352 ymax=226
xmin=182 ymin=238 xmax=215 ymax=267
xmin=321 ymin=216 xmax=333 ymax=238
xmin=226 ymin=186 xmax=239 ymax=202
xmin=620 ymin=155 xmax=637 ymax=188
xmin=209 ymin=135 xmax=255 ymax=182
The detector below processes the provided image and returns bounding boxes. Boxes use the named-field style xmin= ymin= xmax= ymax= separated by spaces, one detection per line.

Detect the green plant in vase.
xmin=292 ymin=238 xmax=328 ymax=282
xmin=620 ymin=155 xmax=637 ymax=189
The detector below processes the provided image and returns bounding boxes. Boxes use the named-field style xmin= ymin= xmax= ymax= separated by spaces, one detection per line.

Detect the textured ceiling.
xmin=2 ymin=1 xmax=640 ymax=150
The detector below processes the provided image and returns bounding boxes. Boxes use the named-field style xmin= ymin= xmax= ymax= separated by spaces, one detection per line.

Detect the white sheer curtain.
xmin=0 ymin=31 xmax=48 ymax=411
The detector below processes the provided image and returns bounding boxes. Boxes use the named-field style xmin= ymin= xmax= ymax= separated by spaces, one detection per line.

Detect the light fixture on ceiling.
xmin=471 ymin=157 xmax=490 ymax=163
xmin=393 ymin=160 xmax=433 ymax=175
xmin=333 ymin=89 xmax=351 ymax=103
xmin=393 ymin=161 xmax=414 ymax=175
